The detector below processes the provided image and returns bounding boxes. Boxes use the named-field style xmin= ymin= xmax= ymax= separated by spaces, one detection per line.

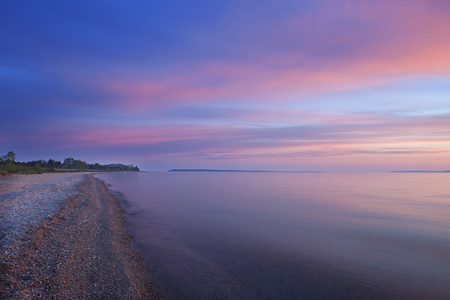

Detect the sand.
xmin=0 ymin=173 xmax=157 ymax=299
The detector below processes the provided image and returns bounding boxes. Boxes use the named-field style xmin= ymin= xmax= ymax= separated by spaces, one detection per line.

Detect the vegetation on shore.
xmin=0 ymin=151 xmax=139 ymax=175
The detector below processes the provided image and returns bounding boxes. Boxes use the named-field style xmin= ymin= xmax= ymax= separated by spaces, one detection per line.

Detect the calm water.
xmin=95 ymin=172 xmax=450 ymax=299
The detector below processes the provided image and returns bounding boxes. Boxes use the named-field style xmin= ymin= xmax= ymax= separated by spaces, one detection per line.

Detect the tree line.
xmin=1 ymin=151 xmax=139 ymax=173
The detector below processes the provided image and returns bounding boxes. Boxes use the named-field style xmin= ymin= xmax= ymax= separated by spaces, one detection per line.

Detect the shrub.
xmin=35 ymin=162 xmax=42 ymax=174
xmin=6 ymin=161 xmax=19 ymax=174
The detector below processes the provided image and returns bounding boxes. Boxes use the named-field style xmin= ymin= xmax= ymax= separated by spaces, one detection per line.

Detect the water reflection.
xmin=96 ymin=172 xmax=450 ymax=299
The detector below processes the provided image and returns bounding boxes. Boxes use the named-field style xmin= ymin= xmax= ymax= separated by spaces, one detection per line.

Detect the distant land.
xmin=391 ymin=170 xmax=450 ymax=173
xmin=0 ymin=150 xmax=139 ymax=175
xmin=168 ymin=169 xmax=322 ymax=173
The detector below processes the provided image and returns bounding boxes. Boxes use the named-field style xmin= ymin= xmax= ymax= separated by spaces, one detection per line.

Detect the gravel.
xmin=0 ymin=173 xmax=157 ymax=299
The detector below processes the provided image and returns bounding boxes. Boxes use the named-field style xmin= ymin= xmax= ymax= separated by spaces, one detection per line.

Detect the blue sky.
xmin=1 ymin=0 xmax=450 ymax=171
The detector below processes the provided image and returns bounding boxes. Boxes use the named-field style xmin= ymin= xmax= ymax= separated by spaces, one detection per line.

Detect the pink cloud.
xmin=99 ymin=31 xmax=450 ymax=110
xmin=12 ymin=107 xmax=448 ymax=171
xmin=94 ymin=1 xmax=450 ymax=109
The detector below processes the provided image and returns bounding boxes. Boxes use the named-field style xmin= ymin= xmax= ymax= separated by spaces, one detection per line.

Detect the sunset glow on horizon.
xmin=1 ymin=0 xmax=450 ymax=171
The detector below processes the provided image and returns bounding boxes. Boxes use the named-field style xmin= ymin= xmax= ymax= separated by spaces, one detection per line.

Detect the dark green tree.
xmin=47 ymin=159 xmax=56 ymax=168
xmin=64 ymin=157 xmax=74 ymax=168
xmin=2 ymin=151 xmax=16 ymax=164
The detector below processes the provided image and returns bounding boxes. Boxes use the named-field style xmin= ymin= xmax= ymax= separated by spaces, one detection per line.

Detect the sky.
xmin=1 ymin=0 xmax=450 ymax=172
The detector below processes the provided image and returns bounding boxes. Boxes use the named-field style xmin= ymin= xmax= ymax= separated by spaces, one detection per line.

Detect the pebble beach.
xmin=0 ymin=173 xmax=156 ymax=299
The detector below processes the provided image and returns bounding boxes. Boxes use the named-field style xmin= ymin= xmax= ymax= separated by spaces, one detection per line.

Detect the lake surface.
xmin=95 ymin=172 xmax=450 ymax=299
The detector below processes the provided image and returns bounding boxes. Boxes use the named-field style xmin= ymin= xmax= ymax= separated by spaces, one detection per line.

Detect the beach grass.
xmin=0 ymin=163 xmax=66 ymax=175
xmin=0 ymin=162 xmax=126 ymax=175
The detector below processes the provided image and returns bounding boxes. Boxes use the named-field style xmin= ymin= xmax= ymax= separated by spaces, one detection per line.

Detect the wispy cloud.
xmin=1 ymin=1 xmax=450 ymax=170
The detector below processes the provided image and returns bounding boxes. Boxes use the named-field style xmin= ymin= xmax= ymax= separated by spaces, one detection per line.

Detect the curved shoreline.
xmin=0 ymin=173 xmax=156 ymax=299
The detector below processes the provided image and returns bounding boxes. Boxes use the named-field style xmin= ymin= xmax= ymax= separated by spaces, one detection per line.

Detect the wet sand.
xmin=0 ymin=173 xmax=156 ymax=299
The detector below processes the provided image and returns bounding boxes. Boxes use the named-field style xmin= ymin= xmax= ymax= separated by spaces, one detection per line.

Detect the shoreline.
xmin=0 ymin=173 xmax=156 ymax=299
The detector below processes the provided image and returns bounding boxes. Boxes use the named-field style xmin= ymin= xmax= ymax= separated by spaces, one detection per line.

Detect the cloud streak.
xmin=4 ymin=110 xmax=448 ymax=170
xmin=1 ymin=1 xmax=450 ymax=170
